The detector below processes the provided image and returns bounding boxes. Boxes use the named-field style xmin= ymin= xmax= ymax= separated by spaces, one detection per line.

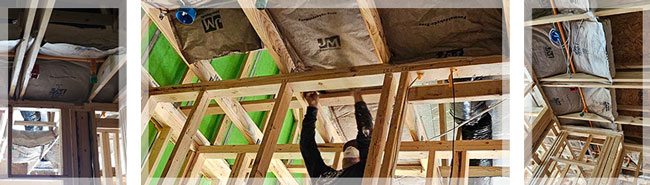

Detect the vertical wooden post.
xmin=227 ymin=152 xmax=253 ymax=185
xmin=363 ymin=73 xmax=398 ymax=185
xmin=379 ymin=71 xmax=411 ymax=179
xmin=159 ymin=90 xmax=210 ymax=185
xmin=450 ymin=151 xmax=469 ymax=185
xmin=248 ymin=82 xmax=293 ymax=183
xmin=425 ymin=151 xmax=439 ymax=185
xmin=112 ymin=132 xmax=124 ymax=185
xmin=100 ymin=131 xmax=114 ymax=185
xmin=438 ymin=101 xmax=448 ymax=166
xmin=142 ymin=126 xmax=172 ymax=185
xmin=332 ymin=152 xmax=344 ymax=170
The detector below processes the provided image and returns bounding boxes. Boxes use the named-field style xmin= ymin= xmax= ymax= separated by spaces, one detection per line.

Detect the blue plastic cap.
xmin=176 ymin=8 xmax=197 ymax=24
xmin=549 ymin=29 xmax=561 ymax=43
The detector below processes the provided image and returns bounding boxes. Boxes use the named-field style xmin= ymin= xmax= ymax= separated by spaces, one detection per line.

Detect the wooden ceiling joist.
xmin=525 ymin=4 xmax=650 ymax=26
xmin=539 ymin=72 xmax=648 ymax=89
xmin=237 ymin=0 xmax=296 ymax=73
xmin=357 ymin=0 xmax=390 ymax=64
xmin=558 ymin=112 xmax=646 ymax=127
xmin=199 ymin=140 xmax=508 ymax=156
xmin=149 ymin=56 xmax=503 ymax=102
xmin=89 ymin=54 xmax=126 ymax=101
xmin=9 ymin=0 xmax=38 ymax=98
xmin=18 ymin=0 xmax=56 ymax=99
xmin=179 ymin=79 xmax=503 ymax=115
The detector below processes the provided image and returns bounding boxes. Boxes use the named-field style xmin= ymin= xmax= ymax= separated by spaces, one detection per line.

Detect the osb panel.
xmin=604 ymin=11 xmax=643 ymax=66
xmin=616 ymin=89 xmax=645 ymax=106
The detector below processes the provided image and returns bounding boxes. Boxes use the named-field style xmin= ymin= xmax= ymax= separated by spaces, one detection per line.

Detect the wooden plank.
xmin=541 ymin=82 xmax=649 ymax=89
xmin=149 ymin=56 xmax=504 ymax=102
xmin=198 ymin=140 xmax=508 ymax=157
xmin=357 ymin=0 xmax=390 ymax=64
xmin=159 ymin=91 xmax=210 ymax=184
xmin=100 ymin=132 xmax=114 ymax=185
xmin=112 ymin=132 xmax=124 ymax=185
xmin=18 ymin=3 xmax=55 ymax=98
xmin=237 ymin=0 xmax=296 ymax=73
xmin=380 ymin=71 xmax=411 ymax=178
xmin=525 ymin=6 xmax=649 ymax=26
xmin=142 ymin=126 xmax=172 ymax=185
xmin=450 ymin=151 xmax=469 ymax=185
xmin=181 ymin=79 xmax=503 ymax=115
xmin=363 ymin=73 xmax=398 ymax=184
xmin=425 ymin=151 xmax=439 ymax=185
xmin=89 ymin=54 xmax=126 ymax=101
xmin=97 ymin=118 xmax=119 ymax=128
xmin=558 ymin=112 xmax=646 ymax=127
xmin=438 ymin=103 xmax=447 ymax=166
xmin=248 ymin=83 xmax=293 ymax=180
xmin=13 ymin=121 xmax=56 ymax=127
xmin=227 ymin=153 xmax=253 ymax=185
xmin=9 ymin=0 xmax=38 ymax=98
xmin=550 ymin=156 xmax=596 ymax=168
xmin=617 ymin=105 xmax=649 ymax=113
xmin=540 ymin=72 xmax=646 ymax=83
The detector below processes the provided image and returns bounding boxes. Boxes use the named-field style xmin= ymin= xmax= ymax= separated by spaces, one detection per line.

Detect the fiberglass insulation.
xmin=379 ymin=8 xmax=503 ymax=63
xmin=173 ymin=7 xmax=262 ymax=62
xmin=268 ymin=2 xmax=379 ymax=71
xmin=22 ymin=60 xmax=92 ymax=103
xmin=11 ymin=130 xmax=58 ymax=174
xmin=527 ymin=17 xmax=618 ymax=129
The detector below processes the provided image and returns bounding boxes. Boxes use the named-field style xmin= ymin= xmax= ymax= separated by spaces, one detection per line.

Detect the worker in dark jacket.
xmin=300 ymin=89 xmax=373 ymax=185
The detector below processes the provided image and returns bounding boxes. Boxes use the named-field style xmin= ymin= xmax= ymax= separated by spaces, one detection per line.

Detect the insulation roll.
xmin=22 ymin=60 xmax=91 ymax=103
xmin=379 ymin=8 xmax=502 ymax=63
xmin=570 ymin=19 xmax=613 ymax=81
xmin=268 ymin=4 xmax=379 ymax=71
xmin=525 ymin=23 xmax=569 ymax=78
xmin=542 ymin=87 xmax=585 ymax=116
xmin=173 ymin=7 xmax=262 ymax=62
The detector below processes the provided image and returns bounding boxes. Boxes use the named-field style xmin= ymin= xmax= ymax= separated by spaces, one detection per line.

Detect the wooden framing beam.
xmin=89 ymin=54 xmax=126 ymax=101
xmin=425 ymin=151 xmax=439 ymax=185
xmin=158 ymin=90 xmax=210 ymax=184
xmin=539 ymin=72 xmax=648 ymax=89
xmin=18 ymin=1 xmax=55 ymax=98
xmin=142 ymin=126 xmax=172 ymax=185
xmin=248 ymin=83 xmax=294 ymax=180
xmin=450 ymin=151 xmax=469 ymax=185
xmin=227 ymin=153 xmax=253 ymax=185
xmin=100 ymin=131 xmax=114 ymax=185
xmin=363 ymin=73 xmax=398 ymax=184
xmin=180 ymin=79 xmax=503 ymax=115
xmin=558 ymin=112 xmax=646 ymax=127
xmin=380 ymin=71 xmax=411 ymax=178
xmin=150 ymin=56 xmax=503 ymax=102
xmin=357 ymin=0 xmax=390 ymax=64
xmin=199 ymin=140 xmax=507 ymax=155
xmin=525 ymin=6 xmax=649 ymax=26
xmin=9 ymin=0 xmax=38 ymax=98
xmin=237 ymin=0 xmax=295 ymax=73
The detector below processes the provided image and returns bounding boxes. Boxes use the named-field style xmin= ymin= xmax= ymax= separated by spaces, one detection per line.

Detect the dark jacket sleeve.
xmin=354 ymin=101 xmax=373 ymax=162
xmin=300 ymin=106 xmax=334 ymax=178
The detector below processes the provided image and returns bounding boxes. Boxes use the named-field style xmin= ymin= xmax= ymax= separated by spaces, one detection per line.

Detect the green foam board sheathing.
xmin=142 ymin=22 xmax=302 ymax=183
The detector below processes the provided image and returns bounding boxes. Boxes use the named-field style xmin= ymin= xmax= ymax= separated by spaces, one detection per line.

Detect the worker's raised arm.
xmin=352 ymin=89 xmax=373 ymax=162
xmin=299 ymin=92 xmax=333 ymax=178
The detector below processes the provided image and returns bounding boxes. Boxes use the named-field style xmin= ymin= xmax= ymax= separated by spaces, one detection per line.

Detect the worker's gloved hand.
xmin=351 ymin=88 xmax=363 ymax=103
xmin=304 ymin=91 xmax=319 ymax=107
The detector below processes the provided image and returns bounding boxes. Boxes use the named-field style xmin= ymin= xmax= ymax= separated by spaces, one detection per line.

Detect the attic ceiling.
xmin=5 ymin=8 xmax=122 ymax=103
